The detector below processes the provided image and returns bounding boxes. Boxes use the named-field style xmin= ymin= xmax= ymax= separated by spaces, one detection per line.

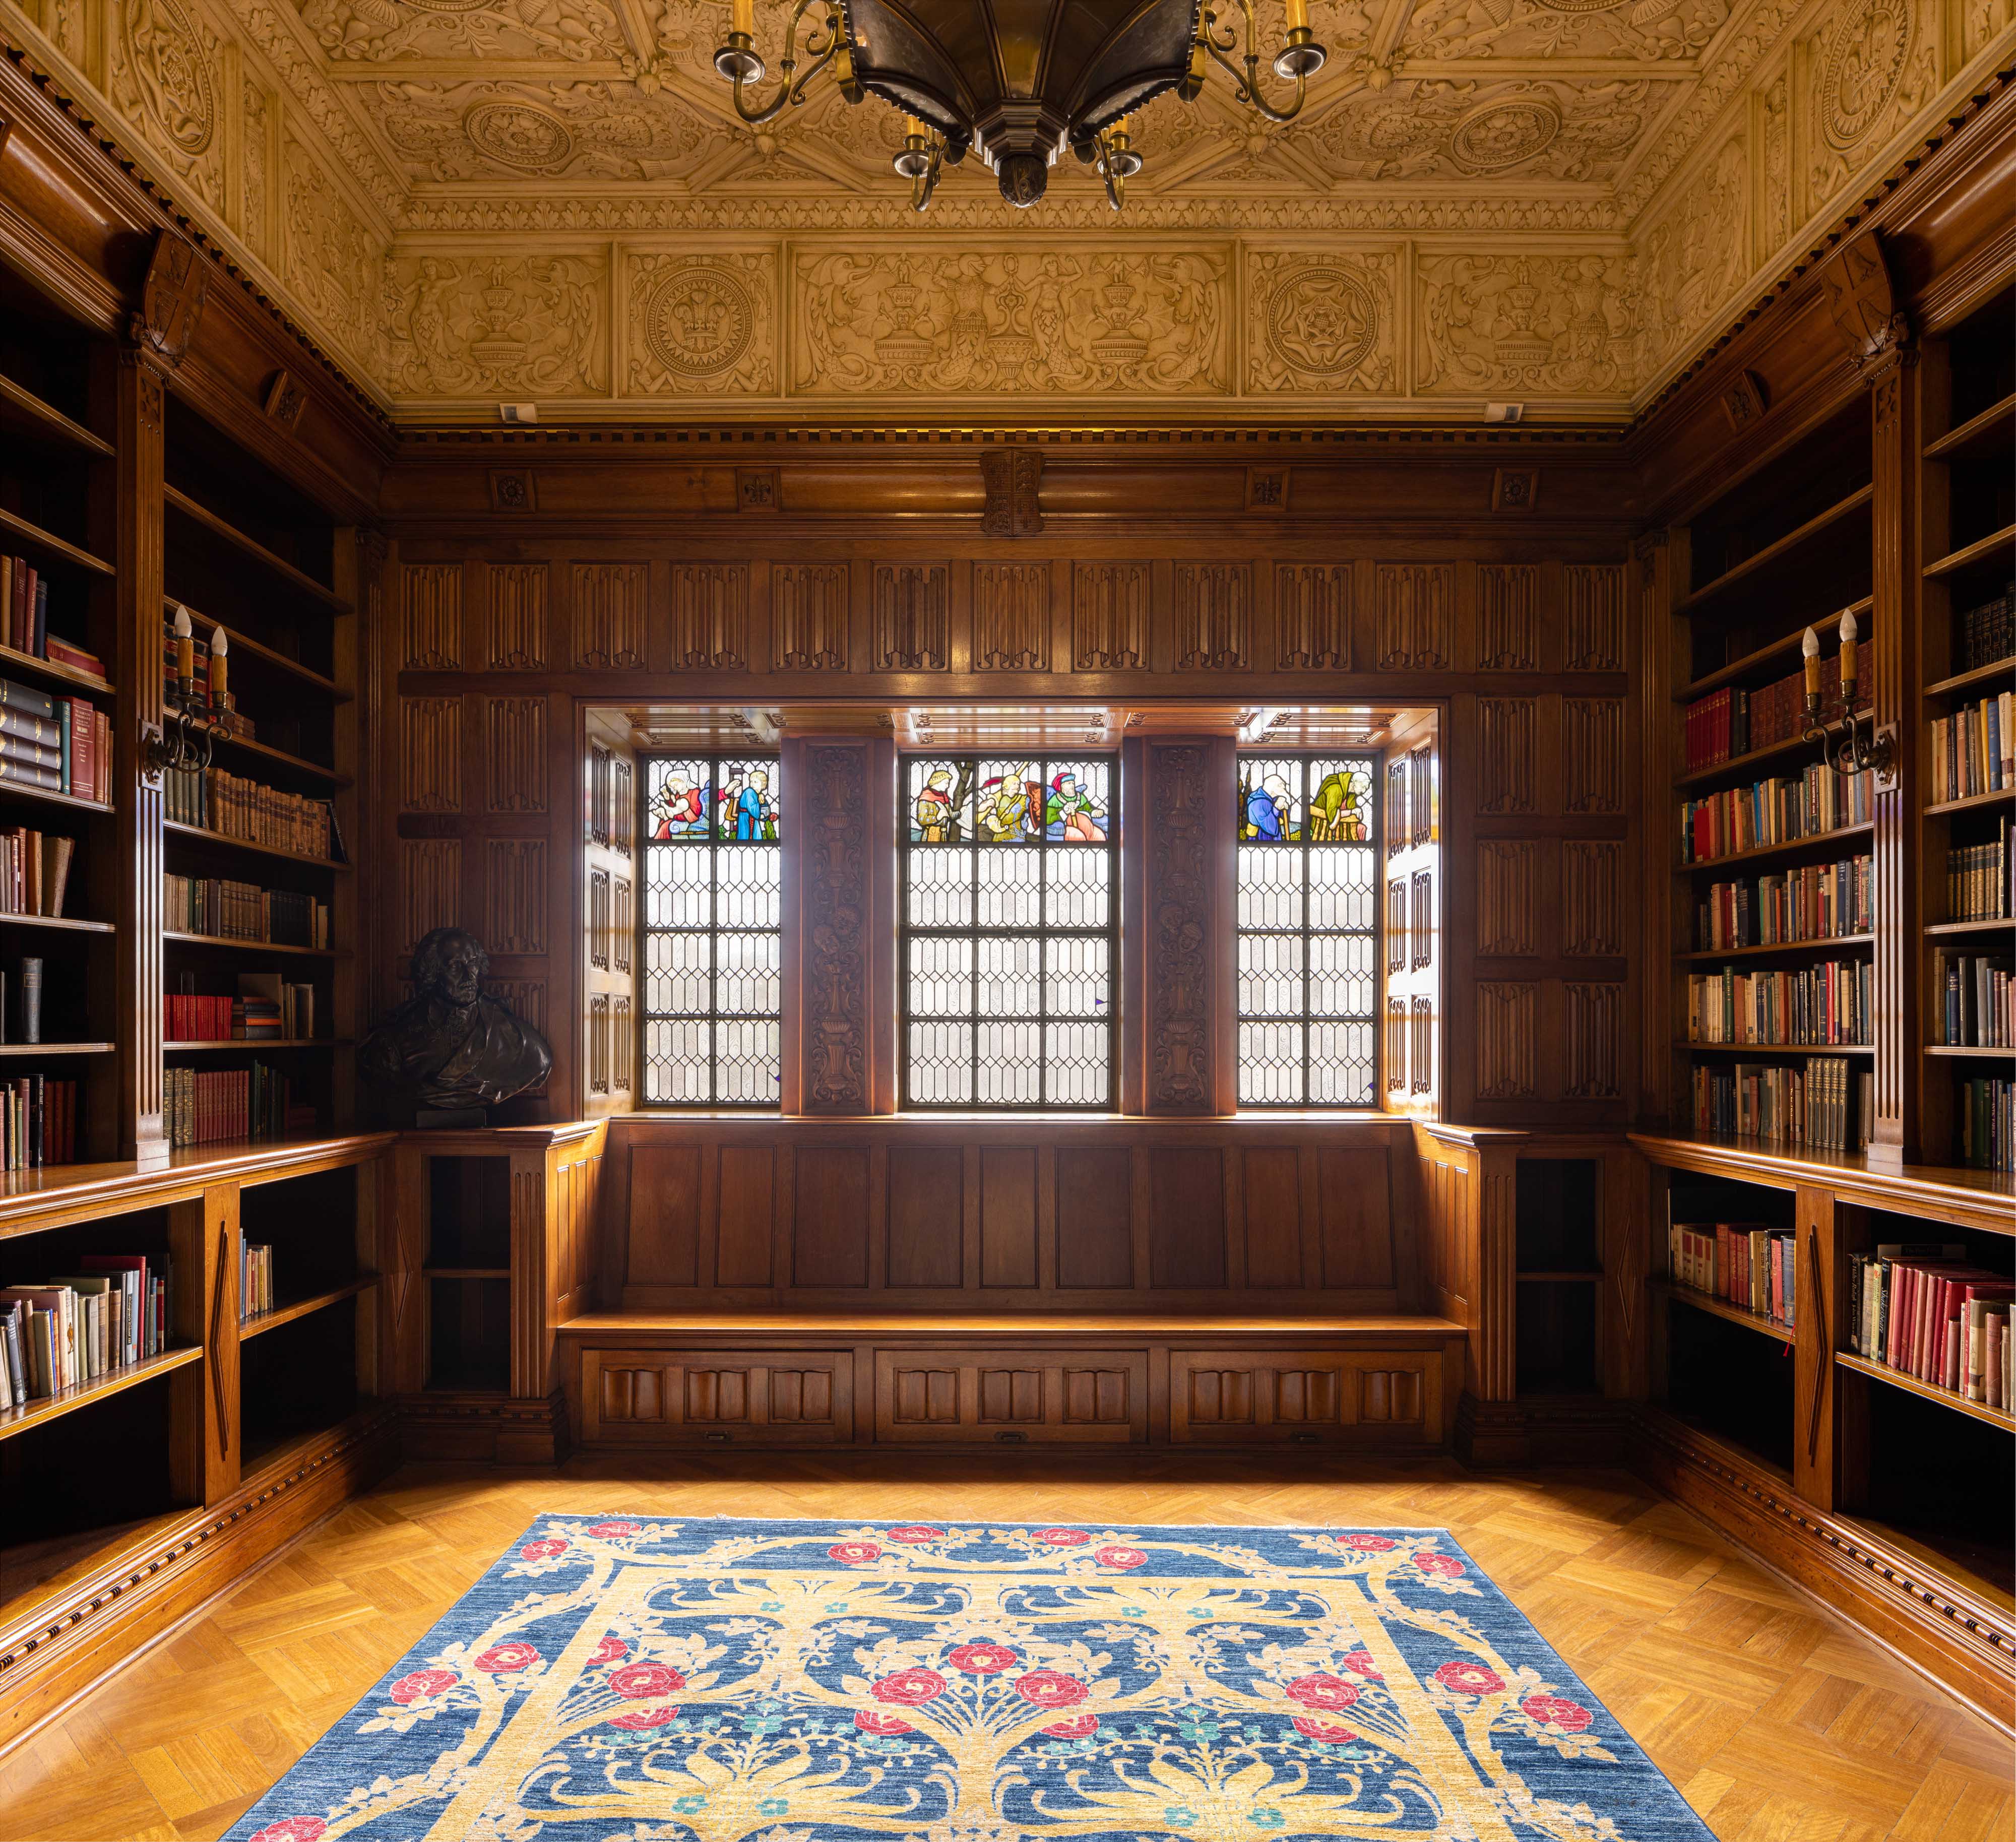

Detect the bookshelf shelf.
xmin=0 ymin=374 xmax=112 ymax=459
xmin=0 ymin=1344 xmax=203 ymax=1446
xmin=424 ymin=1266 xmax=511 ymax=1280
xmin=1677 ymin=823 xmax=1875 ymax=875
xmin=1835 ymin=1351 xmax=2016 ymax=1433
xmin=1925 ymin=656 xmax=2016 ymax=699
xmin=1675 ymin=597 xmax=1871 ymax=703
xmin=1924 ymin=790 xmax=2013 ymax=818
xmin=1516 ymin=1269 xmax=1602 ymax=1283
xmin=162 ymin=487 xmax=352 ymax=615
xmin=0 ymin=914 xmax=113 ymax=935
xmin=1923 ymin=391 xmax=2016 ymax=462
xmin=167 ymin=605 xmax=349 ymax=702
xmin=1675 ymin=484 xmax=1874 ymax=616
xmin=0 ymin=1042 xmax=113 ymax=1057
xmin=1673 ymin=730 xmax=1828 ymax=790
xmin=162 ymin=821 xmax=348 ymax=872
xmin=238 ymin=1276 xmax=376 ymax=1341
xmin=1925 ymin=1044 xmax=2016 ymax=1059
xmin=1926 ymin=918 xmax=2014 ymax=937
xmin=0 ymin=782 xmax=112 ymax=819
xmin=1679 ymin=935 xmax=1874 ymax=962
xmin=1654 ymin=1279 xmax=1794 ymax=1345
xmin=164 ymin=1040 xmax=348 ymax=1052
xmin=0 ymin=505 xmax=114 ymax=579
xmin=1923 ymin=523 xmax=2016 ymax=580
xmin=1678 ymin=1041 xmax=1874 ymax=1055
xmin=209 ymin=733 xmax=347 ymax=787
xmin=0 ymin=644 xmax=112 ymax=698
xmin=163 ymin=932 xmax=337 ymax=958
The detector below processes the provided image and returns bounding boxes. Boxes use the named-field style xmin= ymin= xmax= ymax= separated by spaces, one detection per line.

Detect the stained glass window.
xmin=640 ymin=755 xmax=782 ymax=1107
xmin=1236 ymin=754 xmax=1379 ymax=1106
xmin=900 ymin=754 xmax=1117 ymax=1109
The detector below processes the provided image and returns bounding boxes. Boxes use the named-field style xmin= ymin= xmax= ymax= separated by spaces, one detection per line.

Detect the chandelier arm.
xmin=1095 ymin=134 xmax=1123 ymax=210
xmin=725 ymin=0 xmax=834 ymax=122
xmin=1198 ymin=0 xmax=1312 ymax=119
xmin=1240 ymin=63 xmax=1308 ymax=121
xmin=785 ymin=33 xmax=840 ymax=105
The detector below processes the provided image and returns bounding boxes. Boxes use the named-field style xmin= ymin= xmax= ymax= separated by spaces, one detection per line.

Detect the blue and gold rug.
xmin=229 ymin=1515 xmax=1711 ymax=1842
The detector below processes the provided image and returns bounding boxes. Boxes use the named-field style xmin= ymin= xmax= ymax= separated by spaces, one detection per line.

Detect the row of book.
xmin=1693 ymin=854 xmax=1872 ymax=951
xmin=1959 ymin=1076 xmax=2014 ymax=1172
xmin=1947 ymin=821 xmax=2012 ymax=922
xmin=165 ymin=1062 xmax=314 ymax=1148
xmin=0 ymin=1074 xmax=78 ymax=1169
xmin=165 ymin=974 xmax=317 ymax=1043
xmin=1668 ymin=1221 xmax=1796 ymax=1330
xmin=1847 ymin=1243 xmax=2011 ymax=1409
xmin=240 ymin=1241 xmax=274 ymax=1320
xmin=1689 ymin=1056 xmax=1869 ymax=1150
xmin=1929 ymin=691 xmax=2013 ymax=803
xmin=1 ymin=554 xmax=105 ymax=680
xmin=1681 ymin=653 xmax=1858 ymax=773
xmin=1933 ymin=951 xmax=2014 ymax=1048
xmin=1685 ymin=958 xmax=1872 ymax=1046
xmin=1957 ymin=585 xmax=2014 ymax=674
xmin=0 ymin=678 xmax=108 ymax=802
xmin=163 ymin=767 xmax=338 ymax=861
xmin=1678 ymin=766 xmax=1875 ymax=865
xmin=0 ymin=829 xmax=75 ymax=920
xmin=164 ymin=875 xmax=329 ymax=947
xmin=0 ymin=1256 xmax=170 ymax=1405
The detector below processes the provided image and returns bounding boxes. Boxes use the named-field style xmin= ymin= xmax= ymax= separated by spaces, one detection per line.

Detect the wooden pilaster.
xmin=168 ymin=1181 xmax=239 ymax=1507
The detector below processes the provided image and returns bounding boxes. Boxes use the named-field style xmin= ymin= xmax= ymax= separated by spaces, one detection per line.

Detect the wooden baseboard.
xmin=0 ymin=1402 xmax=400 ymax=1755
xmin=1630 ymin=1404 xmax=2015 ymax=1733
xmin=1455 ymin=1393 xmax=1628 ymax=1467
xmin=399 ymin=1390 xmax=571 ymax=1463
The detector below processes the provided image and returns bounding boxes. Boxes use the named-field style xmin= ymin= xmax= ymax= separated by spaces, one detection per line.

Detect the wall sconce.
xmin=1802 ymin=610 xmax=1896 ymax=785
xmin=143 ymin=605 xmax=232 ymax=784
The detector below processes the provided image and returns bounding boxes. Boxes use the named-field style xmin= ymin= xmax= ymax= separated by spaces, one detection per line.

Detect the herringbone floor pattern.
xmin=0 ymin=1456 xmax=2006 ymax=1840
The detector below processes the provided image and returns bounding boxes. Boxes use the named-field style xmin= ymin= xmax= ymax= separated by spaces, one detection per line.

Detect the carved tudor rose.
xmin=1821 ymin=0 xmax=1914 ymax=149
xmin=1266 ymin=267 xmax=1378 ymax=379
xmin=645 ymin=267 xmax=754 ymax=378
xmin=463 ymin=101 xmax=574 ymax=171
xmin=1450 ymin=97 xmax=1561 ymax=172
xmin=122 ymin=0 xmax=216 ymax=156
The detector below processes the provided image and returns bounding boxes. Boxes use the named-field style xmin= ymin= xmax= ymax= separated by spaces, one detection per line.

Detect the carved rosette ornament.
xmin=1146 ymin=744 xmax=1217 ymax=1114
xmin=802 ymin=744 xmax=870 ymax=1113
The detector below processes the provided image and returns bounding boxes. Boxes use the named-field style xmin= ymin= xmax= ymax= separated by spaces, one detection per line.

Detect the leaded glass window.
xmin=1236 ymin=754 xmax=1379 ymax=1106
xmin=900 ymin=755 xmax=1117 ymax=1109
xmin=640 ymin=755 xmax=782 ymax=1106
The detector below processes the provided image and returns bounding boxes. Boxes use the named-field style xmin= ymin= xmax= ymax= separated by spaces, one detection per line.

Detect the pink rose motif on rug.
xmin=225 ymin=1517 xmax=1715 ymax=1841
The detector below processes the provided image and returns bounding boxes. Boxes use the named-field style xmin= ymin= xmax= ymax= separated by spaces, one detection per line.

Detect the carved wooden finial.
xmin=130 ymin=229 xmax=206 ymax=369
xmin=1818 ymin=230 xmax=1910 ymax=371
xmin=980 ymin=446 xmax=1044 ymax=537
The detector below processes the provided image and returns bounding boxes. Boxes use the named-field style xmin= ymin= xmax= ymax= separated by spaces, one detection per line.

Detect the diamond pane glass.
xmin=640 ymin=754 xmax=782 ymax=1107
xmin=1236 ymin=751 xmax=1380 ymax=1106
xmin=901 ymin=752 xmax=1118 ymax=1109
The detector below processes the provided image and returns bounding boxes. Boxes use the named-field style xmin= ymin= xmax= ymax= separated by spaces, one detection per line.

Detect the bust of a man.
xmin=359 ymin=926 xmax=552 ymax=1121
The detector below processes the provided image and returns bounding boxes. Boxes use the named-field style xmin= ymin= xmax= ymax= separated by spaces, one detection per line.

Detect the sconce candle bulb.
xmin=1802 ymin=624 xmax=1820 ymax=698
xmin=173 ymin=604 xmax=194 ymax=685
xmin=210 ymin=624 xmax=228 ymax=707
xmin=1838 ymin=607 xmax=1857 ymax=693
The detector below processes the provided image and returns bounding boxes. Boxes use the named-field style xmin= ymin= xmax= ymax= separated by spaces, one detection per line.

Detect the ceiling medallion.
xmin=712 ymin=0 xmax=1326 ymax=211
xmin=463 ymin=101 xmax=575 ymax=170
xmin=1448 ymin=96 xmax=1562 ymax=172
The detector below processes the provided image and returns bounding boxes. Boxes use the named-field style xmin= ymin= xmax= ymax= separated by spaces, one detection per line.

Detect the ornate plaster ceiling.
xmin=6 ymin=0 xmax=2011 ymax=420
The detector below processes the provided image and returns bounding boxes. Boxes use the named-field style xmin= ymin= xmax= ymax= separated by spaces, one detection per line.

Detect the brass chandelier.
xmin=713 ymin=0 xmax=1326 ymax=211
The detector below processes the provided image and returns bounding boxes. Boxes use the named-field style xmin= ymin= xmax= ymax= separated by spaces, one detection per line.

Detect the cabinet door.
xmin=581 ymin=1347 xmax=854 ymax=1444
xmin=1168 ymin=1349 xmax=1443 ymax=1444
xmin=873 ymin=1347 xmax=1148 ymax=1444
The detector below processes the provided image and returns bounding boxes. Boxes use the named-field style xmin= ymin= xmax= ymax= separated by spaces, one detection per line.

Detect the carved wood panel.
xmin=1476 ymin=564 xmax=1538 ymax=670
xmin=1476 ymin=982 xmax=1538 ymax=1099
xmin=1275 ymin=564 xmax=1351 ymax=669
xmin=588 ymin=992 xmax=610 ymax=1094
xmin=1172 ymin=563 xmax=1250 ymax=671
xmin=583 ymin=1349 xmax=852 ymax=1444
xmin=872 ymin=563 xmax=951 ymax=671
xmin=1143 ymin=743 xmax=1220 ymax=1114
xmin=873 ymin=1350 xmax=1147 ymax=1443
xmin=1563 ymin=982 xmax=1624 ymax=1099
xmin=486 ymin=839 xmax=547 ymax=954
xmin=773 ymin=563 xmax=850 ymax=671
xmin=485 ymin=697 xmax=548 ymax=813
xmin=400 ymin=840 xmax=461 ymax=954
xmin=1168 ymin=1351 xmax=1441 ymax=1442
xmin=487 ymin=563 xmax=548 ymax=669
xmin=794 ymin=1146 xmax=870 ymax=1286
xmin=1475 ymin=699 xmax=1537 ymax=814
xmin=1386 ymin=1001 xmax=1407 ymax=1093
xmin=1476 ymin=841 xmax=1538 ymax=957
xmin=1563 ymin=841 xmax=1624 ymax=956
xmin=1563 ymin=698 xmax=1626 ymax=813
xmin=401 ymin=562 xmax=461 ymax=669
xmin=1072 ymin=562 xmax=1149 ymax=670
xmin=799 ymin=744 xmax=872 ymax=1113
xmin=1374 ymin=563 xmax=1453 ymax=670
xmin=399 ymin=696 xmax=461 ymax=812
xmin=669 ymin=562 xmax=749 ymax=670
xmin=1563 ymin=563 xmax=1626 ymax=671
xmin=972 ymin=562 xmax=1049 ymax=671
xmin=572 ymin=562 xmax=649 ymax=669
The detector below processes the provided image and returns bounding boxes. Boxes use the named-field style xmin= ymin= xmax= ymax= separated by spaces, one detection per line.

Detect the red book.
xmin=69 ymin=699 xmax=92 ymax=804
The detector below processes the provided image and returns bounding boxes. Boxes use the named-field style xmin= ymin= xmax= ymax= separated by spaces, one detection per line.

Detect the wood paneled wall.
xmin=599 ymin=1117 xmax=1416 ymax=1313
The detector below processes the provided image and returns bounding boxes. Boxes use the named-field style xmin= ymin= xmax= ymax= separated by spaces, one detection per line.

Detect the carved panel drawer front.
xmin=581 ymin=1348 xmax=854 ymax=1444
xmin=873 ymin=1348 xmax=1148 ymax=1444
xmin=1167 ymin=1350 xmax=1442 ymax=1445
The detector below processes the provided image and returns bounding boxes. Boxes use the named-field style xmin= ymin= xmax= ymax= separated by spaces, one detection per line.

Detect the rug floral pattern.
xmin=226 ymin=1517 xmax=1712 ymax=1842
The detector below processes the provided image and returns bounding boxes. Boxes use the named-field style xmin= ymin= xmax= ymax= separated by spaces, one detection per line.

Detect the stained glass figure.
xmin=641 ymin=754 xmax=782 ymax=1107
xmin=1236 ymin=753 xmax=1379 ymax=1106
xmin=901 ymin=754 xmax=1116 ymax=1109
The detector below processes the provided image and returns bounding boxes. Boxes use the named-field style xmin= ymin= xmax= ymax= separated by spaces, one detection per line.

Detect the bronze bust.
xmin=359 ymin=927 xmax=552 ymax=1124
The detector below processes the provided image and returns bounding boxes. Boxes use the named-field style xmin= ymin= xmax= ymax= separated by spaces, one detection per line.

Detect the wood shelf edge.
xmin=0 ymin=1345 xmax=204 ymax=1446
xmin=162 ymin=487 xmax=351 ymax=614
xmin=1675 ymin=484 xmax=1874 ymax=614
xmin=239 ymin=1277 xmax=377 ymax=1341
xmin=1834 ymin=1350 xmax=2016 ymax=1433
xmin=1924 ymin=523 xmax=2016 ymax=580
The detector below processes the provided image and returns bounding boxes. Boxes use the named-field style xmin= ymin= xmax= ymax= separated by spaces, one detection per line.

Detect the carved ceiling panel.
xmin=2 ymin=0 xmax=2008 ymax=418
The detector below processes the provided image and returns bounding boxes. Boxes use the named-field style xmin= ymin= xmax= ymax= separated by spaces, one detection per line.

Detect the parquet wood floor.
xmin=0 ymin=1455 xmax=2007 ymax=1841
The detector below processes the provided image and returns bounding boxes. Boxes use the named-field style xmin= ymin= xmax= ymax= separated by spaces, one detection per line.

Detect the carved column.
xmin=785 ymin=737 xmax=895 ymax=1115
xmin=1124 ymin=736 xmax=1235 ymax=1116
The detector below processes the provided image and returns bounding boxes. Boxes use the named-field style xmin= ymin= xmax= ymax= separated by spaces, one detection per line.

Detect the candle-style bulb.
xmin=172 ymin=605 xmax=192 ymax=639
xmin=210 ymin=626 xmax=227 ymax=657
xmin=1839 ymin=608 xmax=1857 ymax=644
xmin=1801 ymin=625 xmax=1820 ymax=698
xmin=210 ymin=624 xmax=228 ymax=708
xmin=173 ymin=604 xmax=195 ymax=688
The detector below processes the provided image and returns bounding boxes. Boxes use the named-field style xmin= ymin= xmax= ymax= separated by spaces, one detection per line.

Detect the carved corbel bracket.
xmin=1818 ymin=229 xmax=1913 ymax=375
xmin=129 ymin=229 xmax=206 ymax=370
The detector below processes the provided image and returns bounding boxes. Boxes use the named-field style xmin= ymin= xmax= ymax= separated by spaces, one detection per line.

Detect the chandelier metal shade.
xmin=714 ymin=0 xmax=1325 ymax=210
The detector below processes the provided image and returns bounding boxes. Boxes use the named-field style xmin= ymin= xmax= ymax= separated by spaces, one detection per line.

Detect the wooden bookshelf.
xmin=1652 ymin=1279 xmax=1794 ymax=1345
xmin=0 ymin=1042 xmax=113 ymax=1057
xmin=164 ymin=932 xmax=336 ymax=958
xmin=0 ymin=915 xmax=114 ymax=936
xmin=1677 ymin=822 xmax=1876 ymax=874
xmin=0 ymin=505 xmax=114 ymax=578
xmin=1925 ymin=655 xmax=2016 ymax=698
xmin=0 ymin=643 xmax=113 ymax=697
xmin=162 ymin=486 xmax=351 ymax=615
xmin=164 ymin=1039 xmax=348 ymax=1052
xmin=163 ymin=822 xmax=349 ymax=872
xmin=0 ymin=373 xmax=113 ymax=460
xmin=1678 ymin=1040 xmax=1874 ymax=1055
xmin=0 ymin=1344 xmax=203 ymax=1445
xmin=1923 ymin=523 xmax=2016 ymax=580
xmin=239 ymin=1275 xmax=376 ymax=1341
xmin=1679 ymin=935 xmax=1874 ymax=961
xmin=1835 ymin=1351 xmax=2016 ymax=1433
xmin=1674 ymin=483 xmax=1874 ymax=615
xmin=1674 ymin=597 xmax=1871 ymax=703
